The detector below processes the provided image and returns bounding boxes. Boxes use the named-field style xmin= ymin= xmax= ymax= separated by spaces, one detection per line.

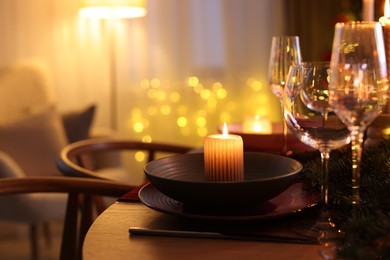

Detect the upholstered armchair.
xmin=0 ymin=59 xmax=96 ymax=259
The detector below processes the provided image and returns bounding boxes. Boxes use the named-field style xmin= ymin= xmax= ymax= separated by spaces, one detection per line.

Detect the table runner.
xmin=118 ymin=180 xmax=150 ymax=202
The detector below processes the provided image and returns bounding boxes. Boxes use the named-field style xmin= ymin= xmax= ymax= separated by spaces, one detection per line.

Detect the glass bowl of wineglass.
xmin=268 ymin=36 xmax=302 ymax=154
xmin=283 ymin=61 xmax=351 ymax=247
xmin=329 ymin=21 xmax=389 ymax=206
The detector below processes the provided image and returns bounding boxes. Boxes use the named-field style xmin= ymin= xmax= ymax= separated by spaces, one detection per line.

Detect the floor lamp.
xmin=79 ymin=0 xmax=147 ymax=130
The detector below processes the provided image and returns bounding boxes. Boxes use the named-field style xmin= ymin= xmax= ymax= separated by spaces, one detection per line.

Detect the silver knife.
xmin=129 ymin=227 xmax=318 ymax=244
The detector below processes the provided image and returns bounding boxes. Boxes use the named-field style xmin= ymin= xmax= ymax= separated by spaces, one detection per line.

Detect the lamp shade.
xmin=79 ymin=0 xmax=147 ymax=19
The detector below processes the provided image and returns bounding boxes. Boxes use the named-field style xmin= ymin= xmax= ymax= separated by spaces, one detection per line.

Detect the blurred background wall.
xmin=0 ymin=0 xmax=371 ymax=148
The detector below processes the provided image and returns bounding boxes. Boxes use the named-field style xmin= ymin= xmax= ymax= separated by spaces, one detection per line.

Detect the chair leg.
xmin=42 ymin=222 xmax=52 ymax=247
xmin=29 ymin=224 xmax=39 ymax=260
xmin=60 ymin=193 xmax=79 ymax=260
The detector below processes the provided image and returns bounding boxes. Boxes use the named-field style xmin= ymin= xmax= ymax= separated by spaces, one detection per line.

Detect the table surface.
xmin=83 ymin=201 xmax=324 ymax=260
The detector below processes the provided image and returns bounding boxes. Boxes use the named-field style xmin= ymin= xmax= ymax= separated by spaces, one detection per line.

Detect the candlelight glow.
xmin=222 ymin=122 xmax=229 ymax=137
xmin=243 ymin=115 xmax=272 ymax=134
xmin=380 ymin=0 xmax=390 ymax=24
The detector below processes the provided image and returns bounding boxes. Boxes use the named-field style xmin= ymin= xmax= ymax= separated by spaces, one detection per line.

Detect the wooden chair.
xmin=0 ymin=176 xmax=131 ymax=260
xmin=56 ymin=138 xmax=194 ymax=212
xmin=56 ymin=138 xmax=194 ymax=180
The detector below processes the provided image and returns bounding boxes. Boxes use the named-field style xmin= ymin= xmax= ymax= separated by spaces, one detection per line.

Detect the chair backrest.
xmin=56 ymin=138 xmax=194 ymax=215
xmin=56 ymin=138 xmax=194 ymax=181
xmin=0 ymin=60 xmax=71 ymax=178
xmin=0 ymin=59 xmax=54 ymax=124
xmin=0 ymin=176 xmax=131 ymax=260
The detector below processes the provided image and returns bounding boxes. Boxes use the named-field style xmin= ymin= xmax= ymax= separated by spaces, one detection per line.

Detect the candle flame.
xmin=222 ymin=122 xmax=229 ymax=137
xmin=386 ymin=0 xmax=390 ymax=18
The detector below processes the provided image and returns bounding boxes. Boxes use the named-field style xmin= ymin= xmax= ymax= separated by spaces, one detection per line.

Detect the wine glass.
xmin=329 ymin=22 xmax=389 ymax=206
xmin=284 ymin=62 xmax=350 ymax=246
xmin=268 ymin=36 xmax=302 ymax=154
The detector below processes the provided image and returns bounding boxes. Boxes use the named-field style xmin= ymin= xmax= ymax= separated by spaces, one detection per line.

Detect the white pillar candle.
xmin=204 ymin=123 xmax=244 ymax=182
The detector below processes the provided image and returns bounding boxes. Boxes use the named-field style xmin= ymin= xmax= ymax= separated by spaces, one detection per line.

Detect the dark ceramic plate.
xmin=139 ymin=183 xmax=319 ymax=222
xmin=144 ymin=152 xmax=302 ymax=207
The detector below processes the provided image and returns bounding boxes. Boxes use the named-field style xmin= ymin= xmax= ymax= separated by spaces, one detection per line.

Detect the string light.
xmin=129 ymin=76 xmax=276 ymax=146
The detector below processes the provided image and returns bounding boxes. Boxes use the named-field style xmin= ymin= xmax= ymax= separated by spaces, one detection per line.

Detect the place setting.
xmin=126 ymin=119 xmax=320 ymax=243
xmin=130 ymin=128 xmax=321 ymax=244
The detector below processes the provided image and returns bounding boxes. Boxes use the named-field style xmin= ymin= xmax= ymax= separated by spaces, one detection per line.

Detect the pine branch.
xmin=293 ymin=139 xmax=390 ymax=259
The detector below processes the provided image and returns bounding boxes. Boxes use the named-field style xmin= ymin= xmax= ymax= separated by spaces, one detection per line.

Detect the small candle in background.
xmin=379 ymin=0 xmax=390 ymax=25
xmin=204 ymin=123 xmax=244 ymax=182
xmin=242 ymin=114 xmax=272 ymax=134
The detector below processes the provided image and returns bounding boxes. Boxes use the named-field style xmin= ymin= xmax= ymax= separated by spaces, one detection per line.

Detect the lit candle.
xmin=242 ymin=115 xmax=272 ymax=134
xmin=362 ymin=0 xmax=374 ymax=21
xmin=204 ymin=123 xmax=244 ymax=182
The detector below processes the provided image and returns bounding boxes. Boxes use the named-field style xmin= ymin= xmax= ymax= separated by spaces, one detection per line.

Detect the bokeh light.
xmin=177 ymin=116 xmax=187 ymax=127
xmin=170 ymin=92 xmax=180 ymax=103
xmin=160 ymin=105 xmax=171 ymax=115
xmin=133 ymin=122 xmax=144 ymax=133
xmin=134 ymin=151 xmax=146 ymax=162
xmin=187 ymin=76 xmax=199 ymax=87
xmin=142 ymin=135 xmax=152 ymax=143
xmin=124 ymin=75 xmax=280 ymax=147
xmin=196 ymin=116 xmax=206 ymax=127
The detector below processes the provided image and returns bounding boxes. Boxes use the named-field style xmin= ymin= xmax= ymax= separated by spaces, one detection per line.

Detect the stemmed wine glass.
xmin=329 ymin=22 xmax=389 ymax=206
xmin=269 ymin=36 xmax=302 ymax=154
xmin=284 ymin=62 xmax=351 ymax=245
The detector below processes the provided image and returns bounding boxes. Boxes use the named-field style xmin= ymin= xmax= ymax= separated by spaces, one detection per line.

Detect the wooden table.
xmin=83 ymin=201 xmax=324 ymax=260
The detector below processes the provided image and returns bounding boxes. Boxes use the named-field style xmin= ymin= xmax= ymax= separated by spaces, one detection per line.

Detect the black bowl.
xmin=144 ymin=152 xmax=302 ymax=207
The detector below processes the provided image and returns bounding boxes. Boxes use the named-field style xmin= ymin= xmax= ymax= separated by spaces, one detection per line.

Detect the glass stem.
xmin=282 ymin=119 xmax=288 ymax=154
xmin=350 ymin=128 xmax=364 ymax=206
xmin=319 ymin=112 xmax=331 ymax=223
xmin=320 ymin=150 xmax=330 ymax=214
xmin=281 ymin=104 xmax=288 ymax=154
xmin=317 ymin=149 xmax=337 ymax=245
